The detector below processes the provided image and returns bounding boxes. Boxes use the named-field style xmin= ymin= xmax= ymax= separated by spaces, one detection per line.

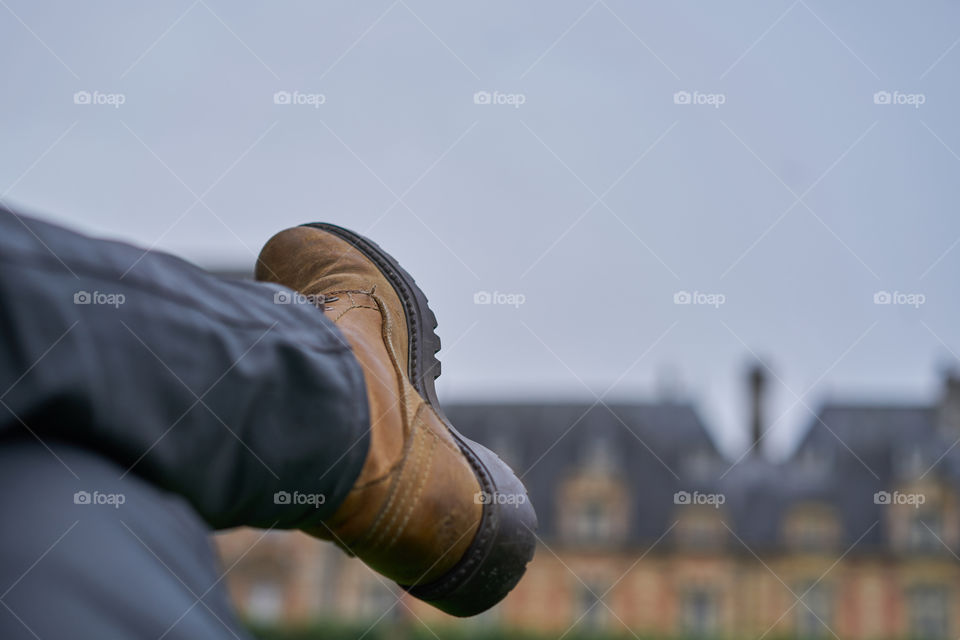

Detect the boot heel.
xmin=403 ymin=439 xmax=537 ymax=617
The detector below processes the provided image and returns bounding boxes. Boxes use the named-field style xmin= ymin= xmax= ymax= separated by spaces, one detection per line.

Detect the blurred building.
xmin=214 ymin=372 xmax=960 ymax=639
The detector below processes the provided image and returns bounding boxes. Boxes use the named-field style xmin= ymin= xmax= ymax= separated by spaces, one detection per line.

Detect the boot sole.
xmin=302 ymin=222 xmax=537 ymax=617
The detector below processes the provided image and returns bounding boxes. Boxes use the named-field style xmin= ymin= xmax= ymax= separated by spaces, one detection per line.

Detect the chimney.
xmin=937 ymin=367 xmax=960 ymax=436
xmin=748 ymin=363 xmax=766 ymax=455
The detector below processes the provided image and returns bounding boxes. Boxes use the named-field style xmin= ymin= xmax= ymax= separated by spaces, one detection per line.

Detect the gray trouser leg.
xmin=0 ymin=204 xmax=370 ymax=531
xmin=0 ymin=440 xmax=251 ymax=640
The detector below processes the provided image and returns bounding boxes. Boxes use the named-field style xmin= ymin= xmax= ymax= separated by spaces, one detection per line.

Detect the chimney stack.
xmin=748 ymin=363 xmax=766 ymax=455
xmin=937 ymin=367 xmax=960 ymax=436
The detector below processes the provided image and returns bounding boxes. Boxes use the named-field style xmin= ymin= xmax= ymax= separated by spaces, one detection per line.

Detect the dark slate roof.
xmin=447 ymin=400 xmax=960 ymax=553
xmin=797 ymin=405 xmax=936 ymax=458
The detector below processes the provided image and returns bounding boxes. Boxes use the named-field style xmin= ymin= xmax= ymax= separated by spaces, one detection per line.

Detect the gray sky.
xmin=2 ymin=1 xmax=959 ymax=459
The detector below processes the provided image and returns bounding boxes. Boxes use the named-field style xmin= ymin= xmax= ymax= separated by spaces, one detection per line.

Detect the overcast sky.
xmin=3 ymin=1 xmax=959 ymax=459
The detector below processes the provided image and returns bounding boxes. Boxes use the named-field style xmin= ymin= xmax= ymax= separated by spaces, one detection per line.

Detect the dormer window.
xmin=783 ymin=503 xmax=840 ymax=551
xmin=675 ymin=506 xmax=725 ymax=550
xmin=574 ymin=499 xmax=613 ymax=543
xmin=906 ymin=511 xmax=943 ymax=553
xmin=885 ymin=482 xmax=957 ymax=553
xmin=557 ymin=473 xmax=630 ymax=546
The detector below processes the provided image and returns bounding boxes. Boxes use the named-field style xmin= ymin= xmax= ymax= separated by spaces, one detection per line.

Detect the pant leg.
xmin=0 ymin=205 xmax=370 ymax=530
xmin=0 ymin=440 xmax=252 ymax=640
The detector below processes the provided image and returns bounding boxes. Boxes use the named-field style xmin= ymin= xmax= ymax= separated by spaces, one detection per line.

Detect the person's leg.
xmin=0 ymin=204 xmax=370 ymax=529
xmin=0 ymin=204 xmax=536 ymax=620
xmin=0 ymin=439 xmax=250 ymax=640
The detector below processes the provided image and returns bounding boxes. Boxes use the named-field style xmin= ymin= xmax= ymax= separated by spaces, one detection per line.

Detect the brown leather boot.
xmin=255 ymin=223 xmax=536 ymax=617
